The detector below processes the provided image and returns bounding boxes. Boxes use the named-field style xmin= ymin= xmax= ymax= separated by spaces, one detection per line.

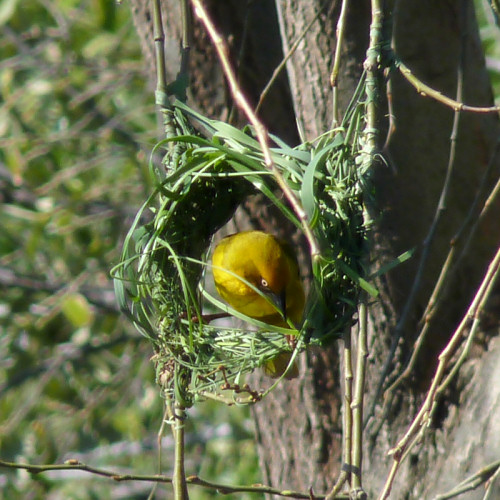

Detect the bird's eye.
xmin=260 ymin=278 xmax=269 ymax=289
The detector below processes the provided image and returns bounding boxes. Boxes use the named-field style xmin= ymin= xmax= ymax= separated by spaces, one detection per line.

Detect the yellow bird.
xmin=212 ymin=230 xmax=305 ymax=378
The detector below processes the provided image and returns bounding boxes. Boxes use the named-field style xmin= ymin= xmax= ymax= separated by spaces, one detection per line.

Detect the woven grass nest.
xmin=113 ymin=81 xmax=373 ymax=407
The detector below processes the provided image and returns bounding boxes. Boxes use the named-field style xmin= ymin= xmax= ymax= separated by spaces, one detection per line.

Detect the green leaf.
xmin=60 ymin=293 xmax=94 ymax=328
xmin=301 ymin=142 xmax=338 ymax=226
xmin=213 ymin=122 xmax=262 ymax=151
xmin=337 ymin=260 xmax=379 ymax=298
xmin=370 ymin=249 xmax=415 ymax=278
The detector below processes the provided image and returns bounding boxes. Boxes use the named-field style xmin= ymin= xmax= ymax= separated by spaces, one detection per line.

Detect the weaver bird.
xmin=212 ymin=230 xmax=305 ymax=378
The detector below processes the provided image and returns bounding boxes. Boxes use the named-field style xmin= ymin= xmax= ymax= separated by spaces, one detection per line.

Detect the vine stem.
xmin=172 ymin=402 xmax=189 ymax=499
xmin=351 ymin=300 xmax=368 ymax=494
xmin=330 ymin=0 xmax=350 ymax=127
xmin=326 ymin=328 xmax=353 ymax=500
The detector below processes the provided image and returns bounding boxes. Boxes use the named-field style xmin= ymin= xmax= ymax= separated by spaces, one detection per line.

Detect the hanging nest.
xmin=112 ymin=75 xmax=374 ymax=407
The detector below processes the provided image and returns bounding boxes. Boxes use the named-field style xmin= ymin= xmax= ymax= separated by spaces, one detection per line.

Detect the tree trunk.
xmin=129 ymin=0 xmax=500 ymax=497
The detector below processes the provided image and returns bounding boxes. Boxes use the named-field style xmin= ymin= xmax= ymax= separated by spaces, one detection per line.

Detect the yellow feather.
xmin=212 ymin=231 xmax=305 ymax=378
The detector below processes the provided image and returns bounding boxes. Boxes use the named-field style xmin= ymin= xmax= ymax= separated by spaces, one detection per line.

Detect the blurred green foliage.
xmin=476 ymin=0 xmax=500 ymax=103
xmin=0 ymin=0 xmax=260 ymax=498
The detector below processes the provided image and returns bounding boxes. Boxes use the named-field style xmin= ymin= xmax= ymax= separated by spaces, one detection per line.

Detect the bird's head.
xmin=251 ymin=248 xmax=290 ymax=321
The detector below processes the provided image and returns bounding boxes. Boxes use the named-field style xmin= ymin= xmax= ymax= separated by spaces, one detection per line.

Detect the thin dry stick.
xmin=325 ymin=469 xmax=348 ymax=499
xmin=386 ymin=53 xmax=500 ymax=400
xmin=190 ymin=0 xmax=319 ymax=259
xmin=431 ymin=459 xmax=500 ymax=500
xmin=396 ymin=58 xmax=500 ymax=114
xmin=381 ymin=75 xmax=396 ymax=152
xmin=343 ymin=329 xmax=354 ymax=483
xmin=0 ymin=458 xmax=350 ymax=499
xmin=153 ymin=0 xmax=168 ymax=97
xmin=147 ymin=403 xmax=171 ymax=500
xmin=179 ymin=0 xmax=191 ymax=76
xmin=484 ymin=463 xmax=500 ymax=500
xmin=482 ymin=172 xmax=500 ymax=213
xmin=152 ymin=0 xmax=177 ymax=153
xmin=378 ymin=244 xmax=500 ymax=500
xmin=434 ymin=255 xmax=499 ymax=397
xmin=453 ymin=151 xmax=500 ymax=267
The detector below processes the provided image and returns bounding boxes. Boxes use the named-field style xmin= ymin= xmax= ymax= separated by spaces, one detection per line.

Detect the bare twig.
xmin=172 ymin=403 xmax=189 ymax=500
xmin=431 ymin=459 xmax=500 ymax=500
xmin=179 ymin=0 xmax=191 ymax=77
xmin=147 ymin=403 xmax=171 ymax=500
xmin=0 ymin=459 xmax=351 ymax=499
xmin=396 ymin=58 xmax=500 ymax=114
xmin=153 ymin=0 xmax=168 ymax=100
xmin=351 ymin=301 xmax=368 ymax=494
xmin=326 ymin=329 xmax=354 ymax=500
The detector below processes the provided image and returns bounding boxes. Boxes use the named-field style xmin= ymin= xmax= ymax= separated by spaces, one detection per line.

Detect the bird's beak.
xmin=269 ymin=289 xmax=287 ymax=322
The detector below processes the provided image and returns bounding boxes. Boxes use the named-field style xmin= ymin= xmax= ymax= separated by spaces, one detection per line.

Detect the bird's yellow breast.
xmin=212 ymin=231 xmax=305 ymax=327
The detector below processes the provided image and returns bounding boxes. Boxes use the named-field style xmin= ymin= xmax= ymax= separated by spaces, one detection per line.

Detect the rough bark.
xmin=275 ymin=0 xmax=370 ymax=139
xmin=128 ymin=0 xmax=500 ymax=497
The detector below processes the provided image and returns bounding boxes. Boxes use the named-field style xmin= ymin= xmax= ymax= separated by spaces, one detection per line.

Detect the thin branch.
xmin=484 ymin=463 xmax=500 ymax=500
xmin=153 ymin=0 xmax=168 ymax=100
xmin=330 ymin=0 xmax=350 ymax=127
xmin=172 ymin=403 xmax=189 ymax=499
xmin=396 ymin=58 xmax=500 ymax=114
xmin=431 ymin=459 xmax=500 ymax=500
xmin=414 ymin=140 xmax=500 ymax=346
xmin=147 ymin=403 xmax=171 ymax=500
xmin=180 ymin=0 xmax=191 ymax=77
xmin=326 ymin=329 xmax=354 ymax=500
xmin=0 ymin=459 xmax=350 ymax=499
xmin=342 ymin=0 xmax=384 ymax=496
xmin=369 ymin=138 xmax=500 ymax=426
xmin=351 ymin=301 xmax=368 ymax=494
